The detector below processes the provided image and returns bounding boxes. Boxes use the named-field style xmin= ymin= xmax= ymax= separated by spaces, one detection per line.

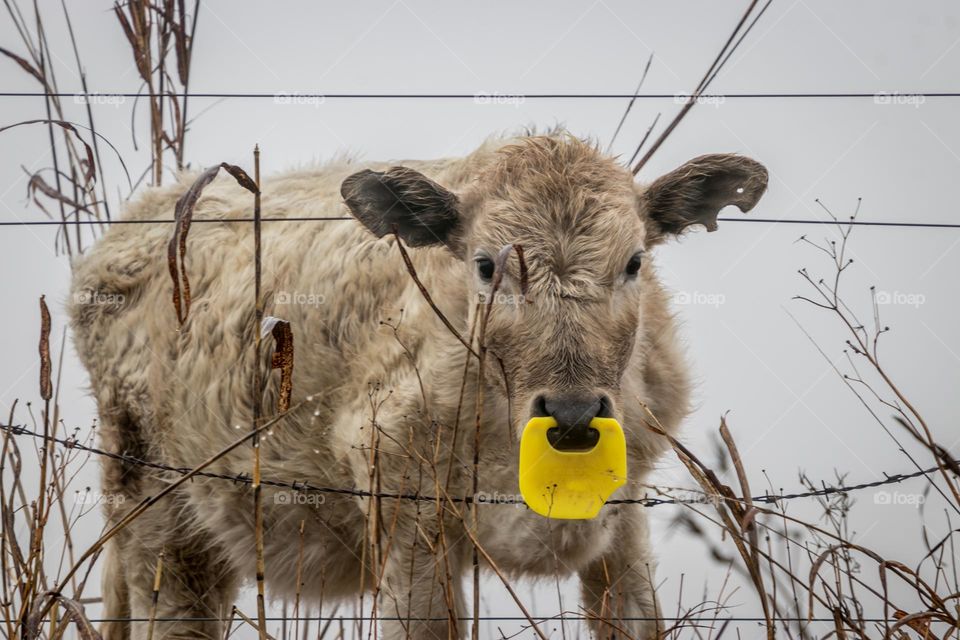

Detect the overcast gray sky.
xmin=2 ymin=1 xmax=959 ymax=637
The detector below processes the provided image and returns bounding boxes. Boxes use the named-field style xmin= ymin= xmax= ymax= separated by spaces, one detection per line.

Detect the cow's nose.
xmin=534 ymin=394 xmax=610 ymax=451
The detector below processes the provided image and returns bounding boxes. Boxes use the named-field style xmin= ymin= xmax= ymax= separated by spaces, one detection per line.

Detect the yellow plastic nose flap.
xmin=518 ymin=416 xmax=627 ymax=519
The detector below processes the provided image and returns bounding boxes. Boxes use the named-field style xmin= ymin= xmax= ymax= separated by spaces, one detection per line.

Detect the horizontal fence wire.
xmin=4 ymin=217 xmax=960 ymax=229
xmin=1 ymin=422 xmax=948 ymax=508
xmin=3 ymin=91 xmax=960 ymax=100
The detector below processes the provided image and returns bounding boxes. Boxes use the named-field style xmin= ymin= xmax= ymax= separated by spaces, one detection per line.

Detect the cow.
xmin=69 ymin=132 xmax=767 ymax=640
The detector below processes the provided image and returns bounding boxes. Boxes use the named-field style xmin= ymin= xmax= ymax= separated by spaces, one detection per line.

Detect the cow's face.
xmin=342 ymin=136 xmax=767 ymax=447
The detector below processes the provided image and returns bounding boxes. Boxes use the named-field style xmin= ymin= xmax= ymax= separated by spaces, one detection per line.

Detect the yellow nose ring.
xmin=518 ymin=416 xmax=628 ymax=519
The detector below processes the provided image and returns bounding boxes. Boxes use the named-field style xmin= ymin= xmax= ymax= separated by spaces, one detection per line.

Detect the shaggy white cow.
xmin=70 ymin=132 xmax=767 ymax=639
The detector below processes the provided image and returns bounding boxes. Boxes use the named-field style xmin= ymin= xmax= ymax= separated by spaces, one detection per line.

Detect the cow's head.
xmin=342 ymin=135 xmax=767 ymax=448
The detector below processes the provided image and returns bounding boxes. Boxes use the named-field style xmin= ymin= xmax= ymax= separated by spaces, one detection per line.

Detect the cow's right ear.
xmin=341 ymin=167 xmax=464 ymax=254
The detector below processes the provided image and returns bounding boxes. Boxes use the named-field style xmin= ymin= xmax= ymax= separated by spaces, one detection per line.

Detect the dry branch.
xmin=167 ymin=161 xmax=258 ymax=324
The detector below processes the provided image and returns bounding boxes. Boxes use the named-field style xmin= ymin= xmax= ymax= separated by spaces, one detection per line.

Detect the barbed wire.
xmin=2 ymin=91 xmax=959 ymax=100
xmin=80 ymin=615 xmax=896 ymax=623
xmin=4 ymin=216 xmax=960 ymax=229
xmin=1 ymin=422 xmax=946 ymax=509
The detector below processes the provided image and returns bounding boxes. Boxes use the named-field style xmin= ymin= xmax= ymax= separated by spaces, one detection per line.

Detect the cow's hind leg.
xmin=121 ymin=491 xmax=238 ymax=640
xmin=97 ymin=412 xmax=235 ymax=638
xmin=101 ymin=538 xmax=130 ymax=640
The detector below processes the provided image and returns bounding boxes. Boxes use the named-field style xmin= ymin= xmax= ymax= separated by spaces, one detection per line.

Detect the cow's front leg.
xmin=579 ymin=510 xmax=661 ymax=640
xmin=374 ymin=499 xmax=466 ymax=640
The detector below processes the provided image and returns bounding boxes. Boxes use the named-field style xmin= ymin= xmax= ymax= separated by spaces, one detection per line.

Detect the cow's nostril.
xmin=532 ymin=395 xmax=550 ymax=418
xmin=598 ymin=395 xmax=613 ymax=419
xmin=538 ymin=393 xmax=608 ymax=452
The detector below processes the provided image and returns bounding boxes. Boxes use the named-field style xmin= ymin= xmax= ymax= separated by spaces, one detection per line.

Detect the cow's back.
xmin=69 ymin=152 xmax=481 ymax=485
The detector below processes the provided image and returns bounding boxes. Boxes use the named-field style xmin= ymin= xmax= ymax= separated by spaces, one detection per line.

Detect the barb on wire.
xmin=0 ymin=422 xmax=952 ymax=509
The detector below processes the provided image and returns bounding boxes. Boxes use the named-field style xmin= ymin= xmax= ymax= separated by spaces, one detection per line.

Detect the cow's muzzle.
xmin=532 ymin=393 xmax=612 ymax=451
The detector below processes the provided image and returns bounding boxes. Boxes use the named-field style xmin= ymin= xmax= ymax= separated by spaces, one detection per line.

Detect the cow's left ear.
xmin=638 ymin=154 xmax=768 ymax=244
xmin=341 ymin=166 xmax=463 ymax=253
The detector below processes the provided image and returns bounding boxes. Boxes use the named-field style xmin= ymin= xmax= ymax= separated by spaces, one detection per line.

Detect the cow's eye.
xmin=475 ymin=256 xmax=495 ymax=282
xmin=625 ymin=252 xmax=643 ymax=278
